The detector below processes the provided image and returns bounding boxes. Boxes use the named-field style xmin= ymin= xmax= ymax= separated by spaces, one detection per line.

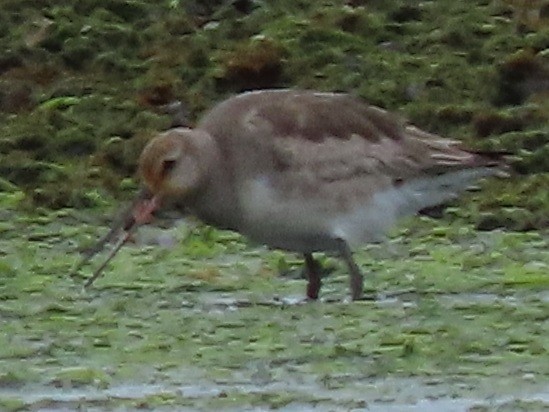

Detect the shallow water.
xmin=2 ymin=376 xmax=548 ymax=411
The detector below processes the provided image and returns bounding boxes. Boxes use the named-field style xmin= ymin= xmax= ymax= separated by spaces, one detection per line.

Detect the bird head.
xmin=138 ymin=127 xmax=217 ymax=203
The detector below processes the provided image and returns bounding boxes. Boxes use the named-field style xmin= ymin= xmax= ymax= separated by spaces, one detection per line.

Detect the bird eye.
xmin=161 ymin=159 xmax=177 ymax=176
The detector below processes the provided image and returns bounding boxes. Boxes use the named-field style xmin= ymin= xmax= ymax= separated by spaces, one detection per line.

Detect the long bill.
xmin=70 ymin=189 xmax=159 ymax=288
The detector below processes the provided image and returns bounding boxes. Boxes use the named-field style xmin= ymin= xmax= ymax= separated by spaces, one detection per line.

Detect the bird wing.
xmin=200 ymin=90 xmax=488 ymax=199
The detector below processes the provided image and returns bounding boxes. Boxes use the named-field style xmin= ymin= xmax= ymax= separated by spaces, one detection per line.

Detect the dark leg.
xmin=337 ymin=239 xmax=364 ymax=300
xmin=304 ymin=253 xmax=322 ymax=300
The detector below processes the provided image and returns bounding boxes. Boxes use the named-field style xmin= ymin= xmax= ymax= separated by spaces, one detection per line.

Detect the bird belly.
xmin=237 ymin=176 xmax=391 ymax=252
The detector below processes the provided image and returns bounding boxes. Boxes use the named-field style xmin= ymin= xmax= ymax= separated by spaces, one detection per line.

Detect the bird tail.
xmin=387 ymin=125 xmax=511 ymax=217
xmin=405 ymin=125 xmax=510 ymax=177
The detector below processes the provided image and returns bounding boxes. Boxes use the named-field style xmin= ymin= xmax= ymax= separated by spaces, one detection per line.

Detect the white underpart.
xmin=333 ymin=167 xmax=497 ymax=247
xmin=239 ymin=176 xmax=333 ymax=242
xmin=240 ymin=168 xmax=496 ymax=250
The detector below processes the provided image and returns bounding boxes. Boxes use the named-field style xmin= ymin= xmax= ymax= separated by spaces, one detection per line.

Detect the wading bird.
xmin=76 ymin=89 xmax=505 ymax=300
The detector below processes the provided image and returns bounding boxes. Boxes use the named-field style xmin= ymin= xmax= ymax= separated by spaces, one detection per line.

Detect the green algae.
xmin=1 ymin=205 xmax=548 ymax=409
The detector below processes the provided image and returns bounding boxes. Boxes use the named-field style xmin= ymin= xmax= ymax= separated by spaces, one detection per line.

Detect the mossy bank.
xmin=0 ymin=0 xmax=547 ymax=228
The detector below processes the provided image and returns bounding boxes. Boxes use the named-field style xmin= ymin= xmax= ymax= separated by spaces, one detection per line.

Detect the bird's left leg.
xmin=336 ymin=239 xmax=364 ymax=301
xmin=304 ymin=253 xmax=322 ymax=300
